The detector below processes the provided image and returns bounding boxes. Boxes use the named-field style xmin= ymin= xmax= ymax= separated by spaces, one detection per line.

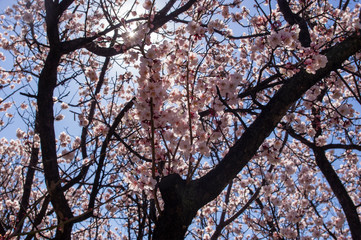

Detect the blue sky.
xmin=0 ymin=0 xmax=15 ymax=9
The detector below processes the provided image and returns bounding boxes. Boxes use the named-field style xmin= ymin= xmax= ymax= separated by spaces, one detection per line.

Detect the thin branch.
xmin=89 ymin=97 xmax=135 ymax=209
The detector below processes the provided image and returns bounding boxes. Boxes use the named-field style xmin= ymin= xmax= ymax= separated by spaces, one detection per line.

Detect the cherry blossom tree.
xmin=1 ymin=0 xmax=361 ymax=239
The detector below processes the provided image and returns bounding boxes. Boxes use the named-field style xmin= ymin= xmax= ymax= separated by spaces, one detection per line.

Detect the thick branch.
xmin=277 ymin=0 xmax=311 ymax=47
xmin=37 ymin=50 xmax=74 ymax=239
xmin=45 ymin=0 xmax=60 ymax=46
xmin=286 ymin=124 xmax=361 ymax=238
xmin=58 ymin=0 xmax=74 ymax=17
xmin=84 ymin=42 xmax=124 ymax=57
xmin=88 ymin=97 xmax=135 ymax=209
xmin=313 ymin=147 xmax=361 ymax=239
xmin=155 ymin=0 xmax=177 ymax=17
xmin=150 ymin=0 xmax=197 ymax=32
xmin=190 ymin=32 xmax=361 ymax=209
xmin=13 ymin=144 xmax=39 ymax=235
xmin=153 ymin=174 xmax=192 ymax=240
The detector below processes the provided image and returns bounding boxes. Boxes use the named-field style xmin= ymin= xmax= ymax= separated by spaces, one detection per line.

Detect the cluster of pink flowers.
xmin=304 ymin=54 xmax=328 ymax=74
xmin=267 ymin=29 xmax=299 ymax=49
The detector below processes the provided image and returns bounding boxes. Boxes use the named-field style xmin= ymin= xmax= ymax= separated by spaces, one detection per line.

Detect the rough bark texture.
xmin=153 ymin=33 xmax=361 ymax=239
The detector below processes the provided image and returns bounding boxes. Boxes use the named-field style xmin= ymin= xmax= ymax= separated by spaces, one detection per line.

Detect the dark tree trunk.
xmin=37 ymin=1 xmax=76 ymax=238
xmin=153 ymin=174 xmax=198 ymax=240
xmin=37 ymin=50 xmax=74 ymax=240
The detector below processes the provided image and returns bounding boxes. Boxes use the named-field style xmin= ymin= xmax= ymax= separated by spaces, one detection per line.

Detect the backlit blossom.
xmin=186 ymin=21 xmax=201 ymax=35
xmin=142 ymin=0 xmax=152 ymax=10
xmin=85 ymin=67 xmax=98 ymax=82
xmin=267 ymin=32 xmax=282 ymax=48
xmin=61 ymin=102 xmax=69 ymax=109
xmin=55 ymin=114 xmax=65 ymax=121
xmin=22 ymin=11 xmax=33 ymax=23
xmin=315 ymin=135 xmax=328 ymax=146
xmin=20 ymin=103 xmax=28 ymax=110
xmin=16 ymin=128 xmax=25 ymax=139
xmin=306 ymin=54 xmax=328 ymax=74
xmin=61 ymin=149 xmax=75 ymax=161
xmin=337 ymin=104 xmax=352 ymax=116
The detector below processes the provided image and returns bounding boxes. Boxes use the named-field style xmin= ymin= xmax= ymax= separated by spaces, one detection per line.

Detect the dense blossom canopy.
xmin=0 ymin=0 xmax=361 ymax=239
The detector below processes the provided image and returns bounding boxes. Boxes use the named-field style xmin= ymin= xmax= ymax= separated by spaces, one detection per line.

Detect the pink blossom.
xmin=267 ymin=32 xmax=282 ymax=48
xmin=85 ymin=67 xmax=98 ymax=82
xmin=337 ymin=104 xmax=352 ymax=116
xmin=60 ymin=102 xmax=69 ymax=109
xmin=22 ymin=11 xmax=33 ymax=23
xmin=61 ymin=149 xmax=75 ymax=161
xmin=55 ymin=114 xmax=65 ymax=121
xmin=142 ymin=0 xmax=152 ymax=10
xmin=186 ymin=21 xmax=201 ymax=35
xmin=16 ymin=128 xmax=25 ymax=139
xmin=20 ymin=103 xmax=28 ymax=110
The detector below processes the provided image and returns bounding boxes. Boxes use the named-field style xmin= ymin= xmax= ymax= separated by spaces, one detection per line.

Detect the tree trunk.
xmin=37 ymin=50 xmax=74 ymax=239
xmin=153 ymin=174 xmax=198 ymax=240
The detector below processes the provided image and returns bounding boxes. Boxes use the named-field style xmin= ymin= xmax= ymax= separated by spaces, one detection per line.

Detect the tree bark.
xmin=35 ymin=1 xmax=76 ymax=238
xmin=153 ymin=174 xmax=198 ymax=240
xmin=37 ymin=50 xmax=74 ymax=239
